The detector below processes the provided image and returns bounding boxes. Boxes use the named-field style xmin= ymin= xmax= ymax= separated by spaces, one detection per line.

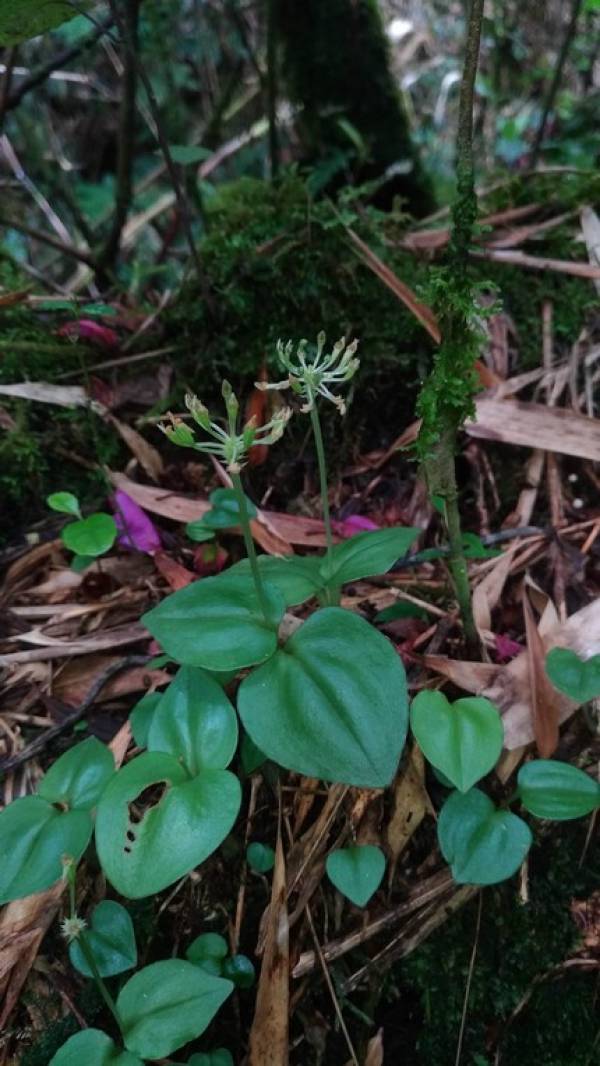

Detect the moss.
xmin=275 ymin=0 xmax=435 ymax=214
xmin=396 ymin=824 xmax=600 ymax=1065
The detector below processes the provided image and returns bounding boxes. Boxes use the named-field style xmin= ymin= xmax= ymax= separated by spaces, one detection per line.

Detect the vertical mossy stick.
xmin=416 ymin=0 xmax=485 ymax=654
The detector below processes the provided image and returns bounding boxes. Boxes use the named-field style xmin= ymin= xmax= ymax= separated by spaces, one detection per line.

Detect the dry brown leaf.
xmin=249 ymin=822 xmax=289 ymax=1066
xmin=53 ymin=654 xmax=169 ymax=706
xmin=0 ymin=623 xmax=149 ymax=665
xmin=522 ymin=588 xmax=560 ymax=757
xmin=0 ymin=381 xmax=103 ymax=411
xmin=363 ymin=1030 xmax=384 ymax=1066
xmin=425 ymin=599 xmax=600 ymax=749
xmin=346 ymin=227 xmax=441 ymax=343
xmin=386 ymin=745 xmax=431 ymax=880
xmin=107 ymin=414 xmax=164 ymax=482
xmin=472 ymin=547 xmax=516 ymax=634
xmin=467 ymin=397 xmax=600 ymax=461
xmin=153 ymin=550 xmax=195 ymax=590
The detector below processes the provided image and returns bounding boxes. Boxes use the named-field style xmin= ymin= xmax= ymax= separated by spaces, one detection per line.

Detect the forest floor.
xmin=1 ymin=183 xmax=600 ymax=1066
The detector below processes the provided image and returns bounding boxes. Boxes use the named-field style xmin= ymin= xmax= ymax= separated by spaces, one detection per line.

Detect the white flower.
xmin=257 ymin=331 xmax=360 ymax=414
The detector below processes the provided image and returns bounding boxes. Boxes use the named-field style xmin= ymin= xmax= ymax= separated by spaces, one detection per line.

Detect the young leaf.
xmin=238 ymin=607 xmax=408 ymax=787
xmin=142 ymin=573 xmax=285 ymax=671
xmin=375 ymin=602 xmax=429 ymax=623
xmin=49 ymin=1029 xmax=142 ymax=1066
xmin=545 ymin=647 xmax=600 ymax=703
xmin=517 ymin=759 xmax=600 ymax=820
xmin=117 ymin=959 xmax=233 ymax=1060
xmin=240 ymin=732 xmax=266 ymax=775
xmin=39 ymin=737 xmax=115 ymax=810
xmin=47 ymin=492 xmax=81 ymax=517
xmin=62 ymin=513 xmax=117 ymax=557
xmin=221 ymin=954 xmax=255 ymax=988
xmin=410 ymin=692 xmax=504 ymax=792
xmin=69 ymin=900 xmax=137 ymax=977
xmin=202 ymin=488 xmax=258 ymax=530
xmin=247 ymin=841 xmax=275 ymax=873
xmin=0 ymin=797 xmax=92 ymax=903
xmin=95 ymin=752 xmax=241 ymax=898
xmin=438 ymin=788 xmax=532 ymax=885
xmin=186 ymin=932 xmax=228 ymax=975
xmin=185 ymin=520 xmax=216 ymax=543
xmin=228 ymin=555 xmax=322 ymax=606
xmin=326 ymin=845 xmax=386 ymax=907
xmin=321 ymin=527 xmax=420 ymax=587
xmin=147 ymin=667 xmax=238 ymax=775
xmin=0 ymin=0 xmax=89 ymax=45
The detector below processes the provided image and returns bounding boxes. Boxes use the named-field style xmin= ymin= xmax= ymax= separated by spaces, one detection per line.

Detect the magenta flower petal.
xmin=58 ymin=318 xmax=119 ymax=349
xmin=113 ymin=490 xmax=161 ymax=554
xmin=333 ymin=514 xmax=380 ymax=538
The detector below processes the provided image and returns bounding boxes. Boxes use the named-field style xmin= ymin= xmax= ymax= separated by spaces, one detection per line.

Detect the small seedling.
xmin=326 ymin=845 xmax=386 ymax=907
xmin=47 ymin=491 xmax=117 ymax=566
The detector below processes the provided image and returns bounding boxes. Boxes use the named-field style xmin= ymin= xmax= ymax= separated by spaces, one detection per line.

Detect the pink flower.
xmin=113 ymin=491 xmax=161 ymax=554
xmin=58 ymin=319 xmax=119 ymax=349
xmin=332 ymin=514 xmax=379 ymax=538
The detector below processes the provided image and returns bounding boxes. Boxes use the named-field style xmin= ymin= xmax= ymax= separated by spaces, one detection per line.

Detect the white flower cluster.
xmin=258 ymin=331 xmax=360 ymax=414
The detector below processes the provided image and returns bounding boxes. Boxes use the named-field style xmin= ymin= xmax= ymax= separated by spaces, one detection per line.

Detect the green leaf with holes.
xmin=321 ymin=527 xmax=420 ymax=587
xmin=62 ymin=513 xmax=117 ymax=557
xmin=49 ymin=1029 xmax=142 ymax=1066
xmin=326 ymin=845 xmax=386 ymax=907
xmin=227 ymin=555 xmax=323 ymax=606
xmin=69 ymin=901 xmax=137 ymax=977
xmin=438 ymin=788 xmax=532 ymax=885
xmin=545 ymin=647 xmax=600 ymax=703
xmin=0 ymin=797 xmax=92 ymax=903
xmin=517 ymin=759 xmax=600 ymax=820
xmin=95 ymin=752 xmax=241 ymax=898
xmin=238 ymin=607 xmax=408 ymax=787
xmin=0 ymin=0 xmax=90 ymax=45
xmin=142 ymin=573 xmax=284 ymax=671
xmin=117 ymin=960 xmax=233 ymax=1060
xmin=410 ymin=692 xmax=504 ymax=792
xmin=147 ymin=667 xmax=238 ymax=775
xmin=39 ymin=737 xmax=115 ymax=810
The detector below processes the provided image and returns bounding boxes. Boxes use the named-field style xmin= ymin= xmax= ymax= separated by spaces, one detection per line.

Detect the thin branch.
xmin=5 ymin=16 xmax=113 ymax=111
xmin=0 ymin=47 xmax=17 ymax=131
xmin=0 ymin=216 xmax=96 ymax=267
xmin=266 ymin=0 xmax=280 ymax=178
xmin=530 ymin=0 xmax=583 ymax=168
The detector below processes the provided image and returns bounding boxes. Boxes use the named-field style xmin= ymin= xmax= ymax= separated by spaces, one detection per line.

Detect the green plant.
xmin=408 ymin=688 xmax=600 ymax=885
xmin=47 ymin=492 xmax=117 ymax=570
xmin=545 ymin=647 xmax=600 ymax=702
xmin=325 ymin=844 xmax=386 ymax=906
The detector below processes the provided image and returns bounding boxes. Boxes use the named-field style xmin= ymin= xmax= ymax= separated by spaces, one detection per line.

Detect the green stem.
xmin=78 ymin=932 xmax=123 ymax=1033
xmin=231 ymin=471 xmax=271 ymax=623
xmin=309 ymin=403 xmax=338 ymax=605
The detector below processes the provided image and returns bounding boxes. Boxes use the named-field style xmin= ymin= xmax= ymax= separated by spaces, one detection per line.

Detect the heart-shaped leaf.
xmin=0 ymin=796 xmax=92 ymax=903
xmin=185 ymin=520 xmax=216 ymax=543
xmin=438 ymin=788 xmax=532 ymax=885
xmin=69 ymin=900 xmax=137 ymax=977
xmin=62 ymin=513 xmax=117 ymax=557
xmin=238 ymin=607 xmax=408 ymax=787
xmin=246 ymin=841 xmax=275 ymax=873
xmin=95 ymin=752 xmax=241 ymax=898
xmin=117 ymin=959 xmax=233 ymax=1060
xmin=410 ymin=692 xmax=504 ymax=792
xmin=39 ymin=737 xmax=115 ymax=810
xmin=0 ymin=0 xmax=89 ymax=45
xmin=47 ymin=492 xmax=81 ymax=517
xmin=228 ymin=555 xmax=322 ymax=606
xmin=49 ymin=1029 xmax=142 ymax=1066
xmin=517 ymin=759 xmax=600 ymax=820
xmin=147 ymin=667 xmax=238 ymax=774
xmin=545 ymin=647 xmax=600 ymax=703
xmin=186 ymin=932 xmax=228 ymax=975
xmin=326 ymin=845 xmax=386 ymax=906
xmin=142 ymin=573 xmax=284 ymax=671
xmin=322 ymin=527 xmax=420 ymax=586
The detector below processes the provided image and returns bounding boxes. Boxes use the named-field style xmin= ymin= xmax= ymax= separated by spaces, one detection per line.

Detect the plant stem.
xmin=530 ymin=0 xmax=583 ymax=168
xmin=309 ymin=403 xmax=338 ymax=605
xmin=78 ymin=932 xmax=123 ymax=1032
xmin=231 ymin=471 xmax=271 ymax=623
xmin=438 ymin=423 xmax=478 ymax=651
